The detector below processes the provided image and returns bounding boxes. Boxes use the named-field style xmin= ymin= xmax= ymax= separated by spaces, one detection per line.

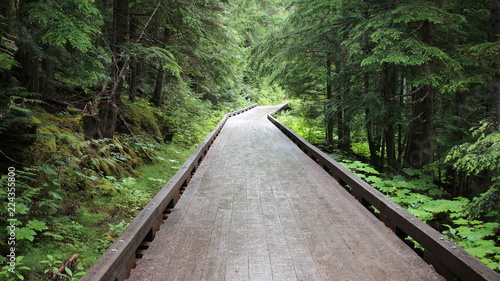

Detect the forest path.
xmin=128 ymin=105 xmax=443 ymax=281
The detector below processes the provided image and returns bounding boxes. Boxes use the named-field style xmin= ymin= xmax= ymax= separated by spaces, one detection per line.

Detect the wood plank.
xmin=129 ymin=105 xmax=445 ymax=281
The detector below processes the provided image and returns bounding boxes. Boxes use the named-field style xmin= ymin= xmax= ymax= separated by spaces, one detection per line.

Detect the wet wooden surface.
xmin=128 ymin=105 xmax=443 ymax=281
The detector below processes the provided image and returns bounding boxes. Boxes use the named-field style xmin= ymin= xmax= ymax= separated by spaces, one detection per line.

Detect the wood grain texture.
xmin=128 ymin=105 xmax=443 ymax=281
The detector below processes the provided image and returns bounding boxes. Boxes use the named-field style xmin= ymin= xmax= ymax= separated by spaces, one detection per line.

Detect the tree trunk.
xmin=365 ymin=108 xmax=380 ymax=168
xmin=12 ymin=0 xmax=39 ymax=92
xmin=382 ymin=63 xmax=397 ymax=170
xmin=41 ymin=45 xmax=57 ymax=95
xmin=98 ymin=100 xmax=118 ymax=138
xmin=85 ymin=0 xmax=128 ymax=139
xmin=405 ymin=86 xmax=435 ymax=168
xmin=397 ymin=77 xmax=407 ymax=165
xmin=83 ymin=98 xmax=118 ymax=139
xmin=112 ymin=0 xmax=129 ymax=100
xmin=151 ymin=68 xmax=166 ymax=107
xmin=14 ymin=49 xmax=40 ymax=92
xmin=490 ymin=0 xmax=500 ymax=125
xmin=325 ymin=56 xmax=334 ymax=146
xmin=337 ymin=91 xmax=351 ymax=151
xmin=128 ymin=60 xmax=138 ymax=102
xmin=112 ymin=0 xmax=129 ymax=47
xmin=85 ymin=0 xmax=162 ymax=140
xmin=364 ymin=72 xmax=382 ymax=168
xmin=127 ymin=15 xmax=140 ymax=102
xmin=334 ymin=58 xmax=350 ymax=151
xmin=7 ymin=0 xmax=17 ymax=35
xmin=405 ymin=20 xmax=435 ymax=169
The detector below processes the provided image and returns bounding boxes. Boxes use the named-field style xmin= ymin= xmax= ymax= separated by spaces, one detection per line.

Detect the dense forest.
xmin=0 ymin=0 xmax=498 ymax=279
xmin=257 ymin=0 xmax=500 ymax=273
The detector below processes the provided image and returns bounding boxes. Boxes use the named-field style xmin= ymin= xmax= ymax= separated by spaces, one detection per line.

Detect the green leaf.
xmin=365 ymin=175 xmax=383 ymax=183
xmin=27 ymin=219 xmax=48 ymax=231
xmin=16 ymin=228 xmax=36 ymax=242
xmin=408 ymin=208 xmax=434 ymax=222
xmin=428 ymin=188 xmax=444 ymax=196
xmin=43 ymin=232 xmax=64 ymax=241
xmin=421 ymin=199 xmax=464 ymax=214
xmin=15 ymin=203 xmax=30 ymax=215
xmin=453 ymin=218 xmax=469 ymax=225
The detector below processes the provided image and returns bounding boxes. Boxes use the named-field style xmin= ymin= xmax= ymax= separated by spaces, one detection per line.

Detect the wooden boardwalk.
xmin=128 ymin=105 xmax=443 ymax=281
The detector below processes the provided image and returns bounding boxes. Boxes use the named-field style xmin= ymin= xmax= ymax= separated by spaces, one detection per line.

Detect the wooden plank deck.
xmin=128 ymin=105 xmax=443 ymax=281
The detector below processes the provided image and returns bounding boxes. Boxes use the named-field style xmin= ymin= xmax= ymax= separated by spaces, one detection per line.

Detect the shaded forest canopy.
xmin=0 ymin=0 xmax=499 ymax=279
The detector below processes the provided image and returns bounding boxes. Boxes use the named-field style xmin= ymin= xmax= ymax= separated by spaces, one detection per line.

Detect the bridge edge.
xmin=266 ymin=112 xmax=500 ymax=281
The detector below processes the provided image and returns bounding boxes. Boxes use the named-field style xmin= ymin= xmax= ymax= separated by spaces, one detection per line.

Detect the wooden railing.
xmin=267 ymin=108 xmax=500 ymax=281
xmin=81 ymin=104 xmax=257 ymax=281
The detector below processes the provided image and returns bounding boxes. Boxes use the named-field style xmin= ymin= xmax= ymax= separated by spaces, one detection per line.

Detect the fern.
xmin=26 ymin=1 xmax=102 ymax=52
xmin=443 ymin=221 xmax=500 ymax=270
xmin=446 ymin=120 xmax=500 ymax=176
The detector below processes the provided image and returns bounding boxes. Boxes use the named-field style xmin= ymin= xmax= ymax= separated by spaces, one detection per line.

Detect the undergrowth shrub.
xmin=276 ymin=101 xmax=324 ymax=144
xmin=340 ymin=159 xmax=500 ymax=272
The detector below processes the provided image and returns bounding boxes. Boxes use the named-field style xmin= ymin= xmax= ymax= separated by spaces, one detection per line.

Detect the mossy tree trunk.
xmin=7 ymin=0 xmax=17 ymax=35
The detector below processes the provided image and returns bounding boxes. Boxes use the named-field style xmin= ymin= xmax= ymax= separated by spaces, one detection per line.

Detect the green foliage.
xmin=339 ymin=158 xmax=499 ymax=270
xmin=1 ymin=0 xmax=497 ymax=276
xmin=0 ymin=256 xmax=31 ymax=281
xmin=351 ymin=142 xmax=371 ymax=157
xmin=39 ymin=255 xmax=86 ymax=281
xmin=0 ymin=35 xmax=17 ymax=71
xmin=163 ymin=94 xmax=224 ymax=147
xmin=252 ymin=80 xmax=287 ymax=105
xmin=276 ymin=100 xmax=325 ymax=144
xmin=25 ymin=0 xmax=102 ymax=52
xmin=445 ymin=120 xmax=500 ymax=218
xmin=446 ymin=121 xmax=500 ymax=176
xmin=15 ymin=219 xmax=49 ymax=242
xmin=464 ymin=187 xmax=500 ymax=219
xmin=108 ymin=220 xmax=130 ymax=238
xmin=125 ymin=44 xmax=182 ymax=75
xmin=342 ymin=160 xmax=381 ymax=176
xmin=444 ymin=220 xmax=500 ymax=270
xmin=0 ymin=88 xmax=41 ymax=135
xmin=59 ymin=267 xmax=86 ymax=281
xmin=0 ymin=167 xmax=52 ymax=249
xmin=39 ymin=254 xmax=63 ymax=275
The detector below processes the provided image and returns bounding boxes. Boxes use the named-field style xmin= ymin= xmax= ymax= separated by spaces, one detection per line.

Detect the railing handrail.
xmin=81 ymin=104 xmax=257 ymax=281
xmin=267 ymin=112 xmax=499 ymax=281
